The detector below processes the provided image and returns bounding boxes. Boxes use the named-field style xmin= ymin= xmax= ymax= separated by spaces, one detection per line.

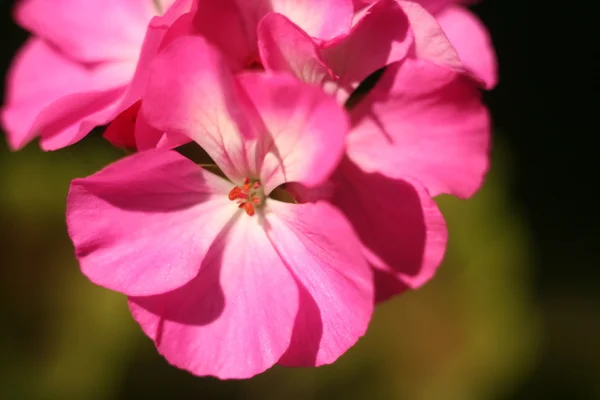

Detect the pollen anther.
xmin=229 ymin=178 xmax=264 ymax=216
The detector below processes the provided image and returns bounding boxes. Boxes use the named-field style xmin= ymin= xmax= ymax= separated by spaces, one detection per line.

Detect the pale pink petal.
xmin=67 ymin=150 xmax=235 ymax=297
xmin=258 ymin=13 xmax=333 ymax=86
xmin=266 ymin=0 xmax=354 ymax=40
xmin=348 ymin=59 xmax=490 ymax=198
xmin=232 ymin=0 xmax=353 ymax=41
xmin=398 ymin=0 xmax=462 ymax=70
xmin=332 ymin=159 xmax=447 ymax=302
xmin=16 ymin=0 xmax=156 ymax=63
xmin=1 ymin=39 xmax=131 ymax=150
xmin=322 ymin=0 xmax=413 ymax=97
xmin=237 ymin=73 xmax=348 ymax=193
xmin=129 ymin=214 xmax=299 ymax=379
xmin=141 ymin=36 xmax=257 ymax=183
xmin=263 ymin=200 xmax=373 ymax=366
xmin=437 ymin=5 xmax=498 ymax=89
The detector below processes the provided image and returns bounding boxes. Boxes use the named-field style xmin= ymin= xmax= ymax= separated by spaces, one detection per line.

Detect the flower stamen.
xmin=228 ymin=178 xmax=264 ymax=216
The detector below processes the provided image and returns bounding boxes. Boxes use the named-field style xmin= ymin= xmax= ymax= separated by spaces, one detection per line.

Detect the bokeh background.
xmin=1 ymin=1 xmax=596 ymax=399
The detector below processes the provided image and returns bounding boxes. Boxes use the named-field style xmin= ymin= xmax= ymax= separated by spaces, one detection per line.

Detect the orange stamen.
xmin=228 ymin=186 xmax=242 ymax=200
xmin=242 ymin=202 xmax=255 ymax=216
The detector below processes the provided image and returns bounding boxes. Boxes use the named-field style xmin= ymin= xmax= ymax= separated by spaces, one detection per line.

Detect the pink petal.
xmin=237 ymin=73 xmax=348 ymax=193
xmin=258 ymin=13 xmax=333 ymax=86
xmin=192 ymin=0 xmax=256 ymax=69
xmin=436 ymin=5 xmax=498 ymax=89
xmin=414 ymin=0 xmax=456 ymax=13
xmin=353 ymin=0 xmax=457 ymax=13
xmin=141 ymin=36 xmax=257 ymax=182
xmin=265 ymin=0 xmax=354 ymax=40
xmin=322 ymin=0 xmax=413 ymax=97
xmin=67 ymin=150 xmax=236 ymax=296
xmin=332 ymin=159 xmax=447 ymax=302
xmin=16 ymin=0 xmax=157 ymax=63
xmin=36 ymin=88 xmax=127 ymax=151
xmin=230 ymin=0 xmax=354 ymax=42
xmin=143 ymin=36 xmax=347 ymax=189
xmin=102 ymin=101 xmax=141 ymax=151
xmin=1 ymin=39 xmax=131 ymax=150
xmin=398 ymin=0 xmax=462 ymax=70
xmin=129 ymin=214 xmax=299 ymax=379
xmin=107 ymin=5 xmax=195 ymax=151
xmin=264 ymin=200 xmax=373 ymax=366
xmin=348 ymin=59 xmax=490 ymax=199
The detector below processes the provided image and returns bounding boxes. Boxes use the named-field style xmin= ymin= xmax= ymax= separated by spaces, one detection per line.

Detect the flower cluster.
xmin=2 ymin=0 xmax=496 ymax=378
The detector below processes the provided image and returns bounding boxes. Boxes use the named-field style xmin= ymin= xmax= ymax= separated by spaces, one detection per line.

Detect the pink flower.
xmin=188 ymin=0 xmax=354 ymax=71
xmin=67 ymin=37 xmax=373 ymax=378
xmin=1 ymin=0 xmax=191 ymax=151
xmin=353 ymin=0 xmax=497 ymax=88
xmin=100 ymin=0 xmax=357 ymax=152
xmin=258 ymin=0 xmax=477 ymax=101
xmin=329 ymin=59 xmax=490 ymax=301
xmin=255 ymin=0 xmax=491 ymax=300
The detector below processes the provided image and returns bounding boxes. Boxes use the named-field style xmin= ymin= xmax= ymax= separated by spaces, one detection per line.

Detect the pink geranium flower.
xmin=1 ymin=0 xmax=191 ymax=150
xmin=255 ymin=0 xmax=491 ymax=300
xmin=353 ymin=0 xmax=497 ymax=88
xmin=67 ymin=37 xmax=373 ymax=378
xmin=100 ymin=0 xmax=358 ymax=152
xmin=330 ymin=58 xmax=489 ymax=301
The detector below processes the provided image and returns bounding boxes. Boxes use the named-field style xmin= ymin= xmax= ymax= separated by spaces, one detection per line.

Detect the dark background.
xmin=1 ymin=1 xmax=598 ymax=399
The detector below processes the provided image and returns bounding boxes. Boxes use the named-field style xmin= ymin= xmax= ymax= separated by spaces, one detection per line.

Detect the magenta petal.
xmin=437 ymin=5 xmax=498 ymax=89
xmin=332 ymin=160 xmax=447 ymax=302
xmin=67 ymin=150 xmax=235 ymax=296
xmin=1 ymin=39 xmax=130 ymax=150
xmin=237 ymin=73 xmax=348 ymax=193
xmin=192 ymin=0 xmax=255 ymax=69
xmin=36 ymin=87 xmax=126 ymax=151
xmin=322 ymin=0 xmax=412 ymax=94
xmin=348 ymin=59 xmax=490 ymax=198
xmin=15 ymin=0 xmax=158 ymax=63
xmin=129 ymin=215 xmax=299 ymax=379
xmin=398 ymin=0 xmax=461 ymax=70
xmin=16 ymin=0 xmax=156 ymax=63
xmin=265 ymin=201 xmax=373 ymax=366
xmin=142 ymin=36 xmax=257 ymax=182
xmin=414 ymin=0 xmax=456 ymax=14
xmin=258 ymin=13 xmax=333 ymax=86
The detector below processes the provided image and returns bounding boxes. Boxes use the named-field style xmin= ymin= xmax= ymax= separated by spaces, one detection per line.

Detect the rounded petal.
xmin=129 ymin=214 xmax=299 ymax=379
xmin=67 ymin=150 xmax=235 ymax=296
xmin=237 ymin=73 xmax=348 ymax=193
xmin=398 ymin=0 xmax=462 ymax=70
xmin=258 ymin=13 xmax=333 ymax=86
xmin=267 ymin=0 xmax=354 ymax=40
xmin=265 ymin=200 xmax=373 ymax=366
xmin=332 ymin=159 xmax=447 ymax=303
xmin=141 ymin=36 xmax=256 ymax=182
xmin=437 ymin=5 xmax=498 ymax=89
xmin=1 ymin=39 xmax=131 ymax=150
xmin=348 ymin=59 xmax=491 ymax=198
xmin=143 ymin=36 xmax=347 ymax=189
xmin=322 ymin=0 xmax=413 ymax=95
xmin=16 ymin=0 xmax=156 ymax=63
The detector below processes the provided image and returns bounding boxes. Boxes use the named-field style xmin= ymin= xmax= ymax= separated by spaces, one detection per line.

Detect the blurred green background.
xmin=1 ymin=1 xmax=597 ymax=399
